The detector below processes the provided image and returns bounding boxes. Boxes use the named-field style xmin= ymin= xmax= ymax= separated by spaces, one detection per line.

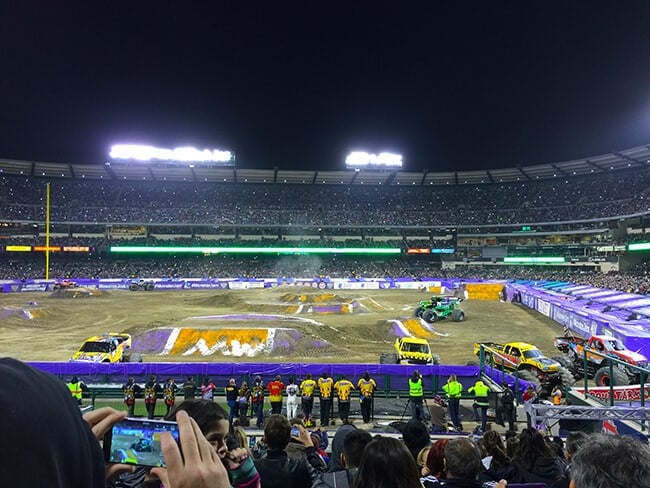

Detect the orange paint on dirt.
xmin=402 ymin=318 xmax=435 ymax=339
xmin=169 ymin=328 xmax=269 ymax=355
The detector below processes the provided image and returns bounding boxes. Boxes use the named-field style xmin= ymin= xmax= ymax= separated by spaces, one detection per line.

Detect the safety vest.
xmin=469 ymin=381 xmax=490 ymax=407
xmin=443 ymin=380 xmax=463 ymax=399
xmin=68 ymin=382 xmax=82 ymax=400
xmin=409 ymin=378 xmax=423 ymax=398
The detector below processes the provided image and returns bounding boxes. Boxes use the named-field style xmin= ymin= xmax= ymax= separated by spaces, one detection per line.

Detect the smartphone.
xmin=103 ymin=417 xmax=179 ymax=468
xmin=291 ymin=426 xmax=300 ymax=437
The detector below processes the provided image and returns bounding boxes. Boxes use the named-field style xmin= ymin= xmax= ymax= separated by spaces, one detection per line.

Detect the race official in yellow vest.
xmin=408 ymin=370 xmax=426 ymax=422
xmin=442 ymin=374 xmax=463 ymax=431
xmin=67 ymin=376 xmax=86 ymax=406
xmin=468 ymin=379 xmax=490 ymax=431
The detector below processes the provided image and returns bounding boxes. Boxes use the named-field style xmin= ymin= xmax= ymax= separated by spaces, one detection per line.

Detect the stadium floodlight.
xmin=345 ymin=151 xmax=403 ymax=169
xmin=109 ymin=144 xmax=233 ymax=163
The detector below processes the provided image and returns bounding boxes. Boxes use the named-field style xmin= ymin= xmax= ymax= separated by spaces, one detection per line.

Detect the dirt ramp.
xmin=280 ymin=293 xmax=338 ymax=303
xmin=1 ymin=306 xmax=49 ymax=320
xmin=49 ymin=287 xmax=104 ymax=298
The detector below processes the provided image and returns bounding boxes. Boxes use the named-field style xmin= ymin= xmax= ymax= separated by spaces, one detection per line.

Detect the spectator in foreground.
xmin=549 ymin=431 xmax=589 ymax=488
xmin=569 ymin=433 xmax=650 ymax=488
xmin=421 ymin=437 xmax=507 ymax=488
xmin=314 ymin=428 xmax=372 ymax=488
xmin=253 ymin=414 xmax=319 ymax=488
xmin=327 ymin=423 xmax=357 ymax=473
xmin=420 ymin=439 xmax=448 ymax=484
xmin=111 ymin=398 xmax=260 ymax=488
xmin=402 ymin=418 xmax=432 ymax=463
xmin=0 ymin=358 xmax=231 ymax=488
xmin=512 ymin=427 xmax=564 ymax=485
xmin=352 ymin=436 xmax=423 ymax=488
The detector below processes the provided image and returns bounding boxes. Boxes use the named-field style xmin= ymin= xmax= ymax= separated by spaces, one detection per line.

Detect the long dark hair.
xmin=165 ymin=399 xmax=227 ymax=434
xmin=353 ymin=436 xmax=422 ymax=488
xmin=516 ymin=427 xmax=558 ymax=471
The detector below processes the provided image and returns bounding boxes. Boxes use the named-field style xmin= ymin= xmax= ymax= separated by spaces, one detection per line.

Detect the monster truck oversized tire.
xmin=552 ymin=355 xmax=579 ymax=380
xmin=518 ymin=369 xmax=541 ymax=389
xmin=129 ymin=353 xmax=143 ymax=363
xmin=379 ymin=353 xmax=399 ymax=364
xmin=414 ymin=306 xmax=424 ymax=318
xmin=451 ymin=309 xmax=465 ymax=322
xmin=594 ymin=366 xmax=629 ymax=386
xmin=432 ymin=354 xmax=442 ymax=365
xmin=422 ymin=309 xmax=437 ymax=323
xmin=129 ymin=283 xmax=139 ymax=291
xmin=558 ymin=366 xmax=577 ymax=386
xmin=145 ymin=283 xmax=154 ymax=291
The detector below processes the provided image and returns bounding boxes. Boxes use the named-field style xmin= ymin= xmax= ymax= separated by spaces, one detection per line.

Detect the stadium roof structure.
xmin=1 ymin=144 xmax=649 ymax=186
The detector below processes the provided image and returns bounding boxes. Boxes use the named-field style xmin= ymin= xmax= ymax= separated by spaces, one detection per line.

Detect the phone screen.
xmin=291 ymin=426 xmax=300 ymax=437
xmin=103 ymin=418 xmax=179 ymax=468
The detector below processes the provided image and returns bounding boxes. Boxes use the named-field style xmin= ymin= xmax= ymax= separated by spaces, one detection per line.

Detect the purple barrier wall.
xmin=29 ymin=361 xmax=480 ymax=391
xmin=507 ymin=283 xmax=650 ymax=359
xmin=28 ymin=361 xmax=530 ymax=396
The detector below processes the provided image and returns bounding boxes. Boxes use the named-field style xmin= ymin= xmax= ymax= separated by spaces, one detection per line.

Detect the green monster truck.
xmin=414 ymin=296 xmax=465 ymax=323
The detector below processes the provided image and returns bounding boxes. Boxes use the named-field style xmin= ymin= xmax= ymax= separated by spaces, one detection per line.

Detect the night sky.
xmin=1 ymin=2 xmax=649 ymax=172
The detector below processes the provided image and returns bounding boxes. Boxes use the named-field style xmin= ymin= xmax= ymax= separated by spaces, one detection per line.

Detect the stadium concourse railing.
xmin=29 ymin=361 xmax=524 ymax=409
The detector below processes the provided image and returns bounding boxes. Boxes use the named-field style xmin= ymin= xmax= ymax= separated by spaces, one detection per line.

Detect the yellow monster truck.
xmin=70 ymin=333 xmax=142 ymax=363
xmin=380 ymin=337 xmax=441 ymax=365
xmin=474 ymin=341 xmax=574 ymax=392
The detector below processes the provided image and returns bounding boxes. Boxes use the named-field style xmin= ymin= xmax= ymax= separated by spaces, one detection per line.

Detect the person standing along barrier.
xmin=286 ymin=377 xmax=300 ymax=419
xmin=357 ymin=371 xmax=377 ymax=424
xmin=334 ymin=375 xmax=355 ymax=424
xmin=144 ymin=375 xmax=162 ymax=419
xmin=122 ymin=376 xmax=141 ymax=417
xmin=267 ymin=374 xmax=285 ymax=415
xmin=251 ymin=375 xmax=265 ymax=428
xmin=468 ymin=379 xmax=489 ymax=432
xmin=442 ymin=374 xmax=463 ymax=431
xmin=408 ymin=370 xmax=425 ymax=422
xmin=300 ymin=373 xmax=317 ymax=427
xmin=182 ymin=376 xmax=196 ymax=400
xmin=318 ymin=372 xmax=334 ymax=427
xmin=225 ymin=377 xmax=239 ymax=426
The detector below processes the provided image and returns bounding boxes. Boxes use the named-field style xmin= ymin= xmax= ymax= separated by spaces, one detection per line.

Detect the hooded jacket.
xmin=0 ymin=358 xmax=105 ymax=487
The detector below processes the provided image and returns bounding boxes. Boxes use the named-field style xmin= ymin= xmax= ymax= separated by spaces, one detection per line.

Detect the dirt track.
xmin=0 ymin=288 xmax=565 ymax=364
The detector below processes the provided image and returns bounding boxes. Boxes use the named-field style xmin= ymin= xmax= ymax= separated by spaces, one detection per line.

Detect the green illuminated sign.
xmin=503 ymin=256 xmax=565 ymax=264
xmin=110 ymin=246 xmax=402 ymax=255
xmin=628 ymin=242 xmax=650 ymax=251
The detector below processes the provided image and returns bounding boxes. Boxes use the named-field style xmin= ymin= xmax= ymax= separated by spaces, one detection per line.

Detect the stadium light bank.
xmin=109 ymin=144 xmax=234 ymax=165
xmin=345 ymin=151 xmax=402 ymax=169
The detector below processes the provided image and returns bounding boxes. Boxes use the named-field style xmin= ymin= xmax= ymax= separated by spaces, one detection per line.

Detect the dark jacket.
xmin=285 ymin=440 xmax=328 ymax=473
xmin=312 ymin=468 xmax=357 ymax=488
xmin=255 ymin=449 xmax=319 ymax=488
xmin=512 ymin=457 xmax=565 ymax=486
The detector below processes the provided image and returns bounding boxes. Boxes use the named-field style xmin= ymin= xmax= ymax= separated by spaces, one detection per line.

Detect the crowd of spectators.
xmin=3 ymin=253 xmax=650 ymax=295
xmin=5 ymin=356 xmax=650 ymax=488
xmin=2 ymin=166 xmax=650 ymax=227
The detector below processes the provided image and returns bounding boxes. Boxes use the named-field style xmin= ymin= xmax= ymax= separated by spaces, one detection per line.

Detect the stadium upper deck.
xmin=1 ymin=144 xmax=649 ymax=184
